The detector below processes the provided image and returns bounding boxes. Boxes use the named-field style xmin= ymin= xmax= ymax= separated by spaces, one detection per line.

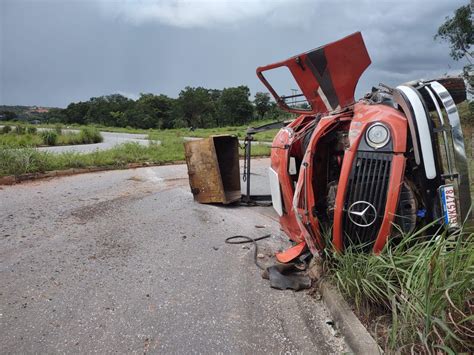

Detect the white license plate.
xmin=439 ymin=184 xmax=459 ymax=228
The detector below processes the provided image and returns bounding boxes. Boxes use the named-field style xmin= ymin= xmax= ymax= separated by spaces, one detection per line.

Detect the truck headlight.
xmin=366 ymin=123 xmax=390 ymax=149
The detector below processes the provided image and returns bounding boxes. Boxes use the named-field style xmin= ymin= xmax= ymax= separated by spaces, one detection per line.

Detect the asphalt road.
xmin=0 ymin=158 xmax=346 ymax=353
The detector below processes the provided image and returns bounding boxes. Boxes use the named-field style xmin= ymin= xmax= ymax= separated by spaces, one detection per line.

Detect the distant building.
xmin=29 ymin=106 xmax=49 ymax=114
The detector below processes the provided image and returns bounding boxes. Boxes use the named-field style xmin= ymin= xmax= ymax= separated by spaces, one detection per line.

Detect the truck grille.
xmin=343 ymin=152 xmax=392 ymax=249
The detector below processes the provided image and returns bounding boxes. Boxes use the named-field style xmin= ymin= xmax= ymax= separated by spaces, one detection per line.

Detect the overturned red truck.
xmin=257 ymin=32 xmax=471 ymax=261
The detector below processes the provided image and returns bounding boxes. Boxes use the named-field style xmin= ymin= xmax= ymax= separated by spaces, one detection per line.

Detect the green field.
xmin=0 ymin=126 xmax=103 ymax=147
xmin=0 ymin=119 xmax=281 ymax=142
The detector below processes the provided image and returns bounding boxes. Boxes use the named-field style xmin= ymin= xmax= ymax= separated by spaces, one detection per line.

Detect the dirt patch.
xmin=69 ymin=195 xmax=142 ymax=223
xmin=92 ymin=234 xmax=134 ymax=261
xmin=127 ymin=176 xmax=146 ymax=182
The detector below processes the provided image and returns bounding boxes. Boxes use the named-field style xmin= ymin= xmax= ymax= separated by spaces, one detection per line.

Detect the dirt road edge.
xmin=0 ymin=161 xmax=185 ymax=185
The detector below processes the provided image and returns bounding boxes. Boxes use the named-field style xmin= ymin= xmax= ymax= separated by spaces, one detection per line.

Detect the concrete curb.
xmin=0 ymin=161 xmax=186 ymax=186
xmin=318 ymin=280 xmax=382 ymax=354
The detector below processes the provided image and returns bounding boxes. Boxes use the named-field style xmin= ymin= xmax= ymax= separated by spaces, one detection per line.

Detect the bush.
xmin=15 ymin=125 xmax=26 ymax=135
xmin=1 ymin=125 xmax=12 ymax=134
xmin=54 ymin=124 xmax=62 ymax=135
xmin=41 ymin=130 xmax=58 ymax=146
xmin=78 ymin=127 xmax=103 ymax=144
xmin=26 ymin=126 xmax=37 ymax=134
xmin=0 ymin=133 xmax=42 ymax=147
xmin=0 ymin=147 xmax=50 ymax=176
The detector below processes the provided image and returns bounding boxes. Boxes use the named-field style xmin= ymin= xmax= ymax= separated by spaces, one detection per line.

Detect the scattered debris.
xmin=265 ymin=263 xmax=311 ymax=291
xmin=307 ymin=255 xmax=324 ymax=281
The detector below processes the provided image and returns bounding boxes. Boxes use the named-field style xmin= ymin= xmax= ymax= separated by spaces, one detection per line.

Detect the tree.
xmin=217 ymin=86 xmax=254 ymax=126
xmin=435 ymin=4 xmax=474 ymax=115
xmin=44 ymin=108 xmax=66 ymax=123
xmin=132 ymin=93 xmax=174 ymax=129
xmin=254 ymin=92 xmax=271 ymax=119
xmin=435 ymin=4 xmax=473 ymax=63
xmin=175 ymin=87 xmax=218 ymax=128
xmin=110 ymin=111 xmax=128 ymax=127
xmin=0 ymin=111 xmax=18 ymax=120
xmin=63 ymin=102 xmax=89 ymax=124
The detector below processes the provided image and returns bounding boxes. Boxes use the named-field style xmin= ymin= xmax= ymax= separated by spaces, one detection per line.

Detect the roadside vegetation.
xmin=0 ymin=103 xmax=470 ymax=178
xmin=1 ymin=118 xmax=280 ymax=143
xmin=324 ymin=224 xmax=473 ymax=353
xmin=0 ymin=125 xmax=103 ymax=147
xmin=1 ymin=86 xmax=291 ymax=130
xmin=0 ymin=140 xmax=269 ymax=177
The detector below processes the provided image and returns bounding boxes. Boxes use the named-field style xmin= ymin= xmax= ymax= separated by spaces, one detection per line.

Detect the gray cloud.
xmin=0 ymin=0 xmax=467 ymax=107
xmin=96 ymin=0 xmax=310 ymax=28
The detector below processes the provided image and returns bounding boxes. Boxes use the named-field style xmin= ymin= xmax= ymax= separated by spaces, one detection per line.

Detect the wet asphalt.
xmin=0 ymin=159 xmax=346 ymax=353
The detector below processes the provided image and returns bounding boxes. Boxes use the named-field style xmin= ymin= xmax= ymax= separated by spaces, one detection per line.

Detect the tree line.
xmin=40 ymin=86 xmax=289 ymax=129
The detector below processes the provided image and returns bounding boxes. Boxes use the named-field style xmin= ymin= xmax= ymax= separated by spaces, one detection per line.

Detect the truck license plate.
xmin=439 ymin=184 xmax=459 ymax=228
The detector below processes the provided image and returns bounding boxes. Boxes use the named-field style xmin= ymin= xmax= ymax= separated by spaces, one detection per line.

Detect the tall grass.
xmin=2 ymin=125 xmax=12 ymax=134
xmin=0 ymin=137 xmax=269 ymax=177
xmin=0 ymin=128 xmax=103 ymax=147
xmin=324 ymin=225 xmax=473 ymax=352
xmin=40 ymin=130 xmax=58 ymax=145
xmin=0 ymin=133 xmax=43 ymax=147
xmin=0 ymin=147 xmax=50 ymax=176
xmin=0 ymin=143 xmax=160 ymax=176
xmin=57 ymin=127 xmax=103 ymax=145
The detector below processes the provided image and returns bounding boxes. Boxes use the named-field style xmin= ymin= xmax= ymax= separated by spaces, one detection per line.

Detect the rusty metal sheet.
xmin=184 ymin=136 xmax=241 ymax=204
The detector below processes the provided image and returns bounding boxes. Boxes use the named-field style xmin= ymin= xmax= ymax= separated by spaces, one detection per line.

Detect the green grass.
xmin=177 ymin=122 xmax=280 ymax=142
xmin=2 ymin=119 xmax=282 ymax=142
xmin=60 ymin=127 xmax=103 ymax=145
xmin=458 ymin=101 xmax=473 ymax=124
xmin=0 ymin=142 xmax=165 ymax=176
xmin=0 ymin=138 xmax=269 ymax=177
xmin=324 ymin=223 xmax=473 ymax=352
xmin=0 ymin=121 xmax=151 ymax=134
xmin=0 ymin=127 xmax=103 ymax=147
xmin=0 ymin=133 xmax=43 ymax=148
xmin=148 ymin=126 xmax=278 ymax=143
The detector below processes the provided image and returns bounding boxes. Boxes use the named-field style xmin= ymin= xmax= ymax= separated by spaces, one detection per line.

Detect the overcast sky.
xmin=0 ymin=0 xmax=468 ymax=107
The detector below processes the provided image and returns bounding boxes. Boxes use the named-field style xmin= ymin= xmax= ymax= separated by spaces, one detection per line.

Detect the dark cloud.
xmin=0 ymin=0 xmax=467 ymax=107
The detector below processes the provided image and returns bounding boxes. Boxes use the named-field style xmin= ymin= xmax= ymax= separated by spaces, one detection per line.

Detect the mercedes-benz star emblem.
xmin=347 ymin=201 xmax=377 ymax=227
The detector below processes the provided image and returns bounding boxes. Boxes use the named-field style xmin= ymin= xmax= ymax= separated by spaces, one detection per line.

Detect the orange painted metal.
xmin=275 ymin=242 xmax=307 ymax=263
xmin=373 ymin=155 xmax=406 ymax=253
xmin=258 ymin=32 xmax=412 ymax=258
xmin=332 ymin=103 xmax=408 ymax=252
xmin=256 ymin=32 xmax=371 ymax=115
xmin=270 ymin=115 xmax=316 ymax=245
